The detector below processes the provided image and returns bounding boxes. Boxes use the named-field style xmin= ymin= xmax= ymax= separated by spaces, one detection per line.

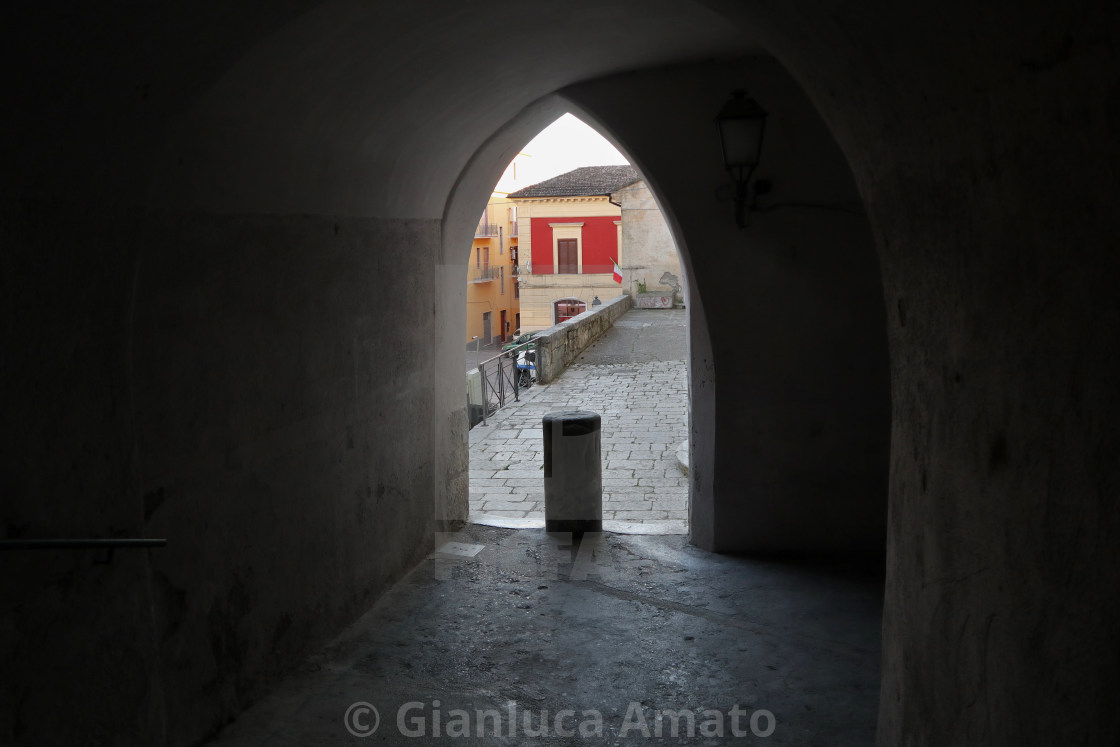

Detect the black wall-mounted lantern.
xmin=715 ymin=90 xmax=768 ymax=228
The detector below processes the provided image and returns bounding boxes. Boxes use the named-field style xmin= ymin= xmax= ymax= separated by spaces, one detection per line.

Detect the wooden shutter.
xmin=557 ymin=239 xmax=578 ymax=274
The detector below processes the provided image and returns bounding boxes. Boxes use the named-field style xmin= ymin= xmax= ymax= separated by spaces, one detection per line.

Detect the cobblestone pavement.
xmin=468 ymin=308 xmax=688 ymax=534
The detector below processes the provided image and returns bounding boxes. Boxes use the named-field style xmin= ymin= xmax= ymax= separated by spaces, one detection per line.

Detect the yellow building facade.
xmin=465 ymin=194 xmax=521 ymax=346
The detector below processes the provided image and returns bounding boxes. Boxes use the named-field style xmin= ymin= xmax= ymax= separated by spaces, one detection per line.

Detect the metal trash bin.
xmin=543 ymin=410 xmax=603 ymax=533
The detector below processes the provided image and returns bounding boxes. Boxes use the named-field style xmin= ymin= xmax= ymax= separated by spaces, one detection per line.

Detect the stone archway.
xmin=6 ymin=2 xmax=1117 ymax=745
xmin=553 ymin=297 xmax=587 ymax=323
xmin=442 ymin=65 xmax=890 ymax=558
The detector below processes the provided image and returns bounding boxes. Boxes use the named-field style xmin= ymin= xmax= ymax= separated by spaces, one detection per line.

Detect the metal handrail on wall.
xmin=0 ymin=537 xmax=167 ymax=564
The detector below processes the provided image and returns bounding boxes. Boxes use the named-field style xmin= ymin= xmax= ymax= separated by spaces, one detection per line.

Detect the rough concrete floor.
xmin=469 ymin=309 xmax=689 ymax=533
xmin=206 ymin=524 xmax=882 ymax=745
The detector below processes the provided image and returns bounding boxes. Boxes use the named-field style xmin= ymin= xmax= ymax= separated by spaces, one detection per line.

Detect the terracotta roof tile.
xmin=508 ymin=165 xmax=640 ymax=198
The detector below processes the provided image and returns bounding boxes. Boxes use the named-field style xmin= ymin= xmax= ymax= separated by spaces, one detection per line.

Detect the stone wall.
xmin=1 ymin=205 xmax=443 ymax=746
xmin=535 ymin=294 xmax=632 ymax=384
xmin=613 ymin=179 xmax=683 ymax=302
xmin=565 ymin=58 xmax=891 ymax=557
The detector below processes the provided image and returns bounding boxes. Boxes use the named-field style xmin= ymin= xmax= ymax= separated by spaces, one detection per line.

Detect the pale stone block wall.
xmin=612 ymin=180 xmax=683 ymax=302
xmin=518 ymin=273 xmax=620 ymax=330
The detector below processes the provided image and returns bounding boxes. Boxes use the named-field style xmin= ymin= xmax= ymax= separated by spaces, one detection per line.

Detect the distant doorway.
xmin=482 ymin=311 xmax=492 ymax=343
xmin=554 ymin=298 xmax=586 ymax=323
xmin=500 ymin=309 xmax=507 ymax=342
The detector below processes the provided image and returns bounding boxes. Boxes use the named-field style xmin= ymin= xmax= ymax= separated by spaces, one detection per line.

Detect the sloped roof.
xmin=508 ymin=165 xmax=640 ymax=199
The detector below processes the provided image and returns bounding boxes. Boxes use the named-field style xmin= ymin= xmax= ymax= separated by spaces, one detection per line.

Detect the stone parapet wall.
xmin=534 ymin=294 xmax=631 ymax=383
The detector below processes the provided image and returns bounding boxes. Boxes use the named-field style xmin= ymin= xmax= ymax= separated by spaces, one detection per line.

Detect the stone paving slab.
xmin=468 ymin=309 xmax=688 ymax=534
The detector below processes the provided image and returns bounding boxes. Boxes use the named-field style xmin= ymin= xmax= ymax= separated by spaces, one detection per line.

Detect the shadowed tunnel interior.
xmin=2 ymin=1 xmax=1118 ymax=744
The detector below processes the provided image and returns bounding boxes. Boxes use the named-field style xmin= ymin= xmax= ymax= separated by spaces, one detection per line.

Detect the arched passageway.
xmin=4 ymin=2 xmax=1118 ymax=745
xmin=446 ymin=77 xmax=889 ymax=556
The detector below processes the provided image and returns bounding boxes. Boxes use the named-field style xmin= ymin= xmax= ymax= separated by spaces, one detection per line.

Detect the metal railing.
xmin=475 ymin=220 xmax=501 ymax=237
xmin=0 ymin=537 xmax=167 ymax=564
xmin=468 ymin=265 xmax=500 ymax=282
xmin=468 ymin=340 xmax=536 ymax=429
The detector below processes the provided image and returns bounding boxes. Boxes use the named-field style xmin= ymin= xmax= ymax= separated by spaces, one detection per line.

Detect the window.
xmin=557 ymin=239 xmax=578 ymax=274
xmin=550 ymin=222 xmax=583 ymax=275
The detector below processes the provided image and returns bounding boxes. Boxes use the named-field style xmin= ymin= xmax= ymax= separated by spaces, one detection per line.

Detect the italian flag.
xmin=611 ymin=258 xmax=623 ymax=284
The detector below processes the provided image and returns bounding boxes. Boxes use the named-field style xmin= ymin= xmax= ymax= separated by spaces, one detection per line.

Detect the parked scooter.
xmin=516 ymin=347 xmax=536 ymax=388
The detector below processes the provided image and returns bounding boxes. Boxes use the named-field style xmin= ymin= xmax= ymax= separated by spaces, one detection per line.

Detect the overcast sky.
xmin=493 ymin=113 xmax=629 ymax=194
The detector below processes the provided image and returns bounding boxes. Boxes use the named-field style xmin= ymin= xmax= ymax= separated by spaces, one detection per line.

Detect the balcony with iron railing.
xmin=475 ymin=218 xmax=501 ymax=237
xmin=475 ymin=215 xmax=518 ymax=238
xmin=469 ymin=264 xmax=501 ymax=282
